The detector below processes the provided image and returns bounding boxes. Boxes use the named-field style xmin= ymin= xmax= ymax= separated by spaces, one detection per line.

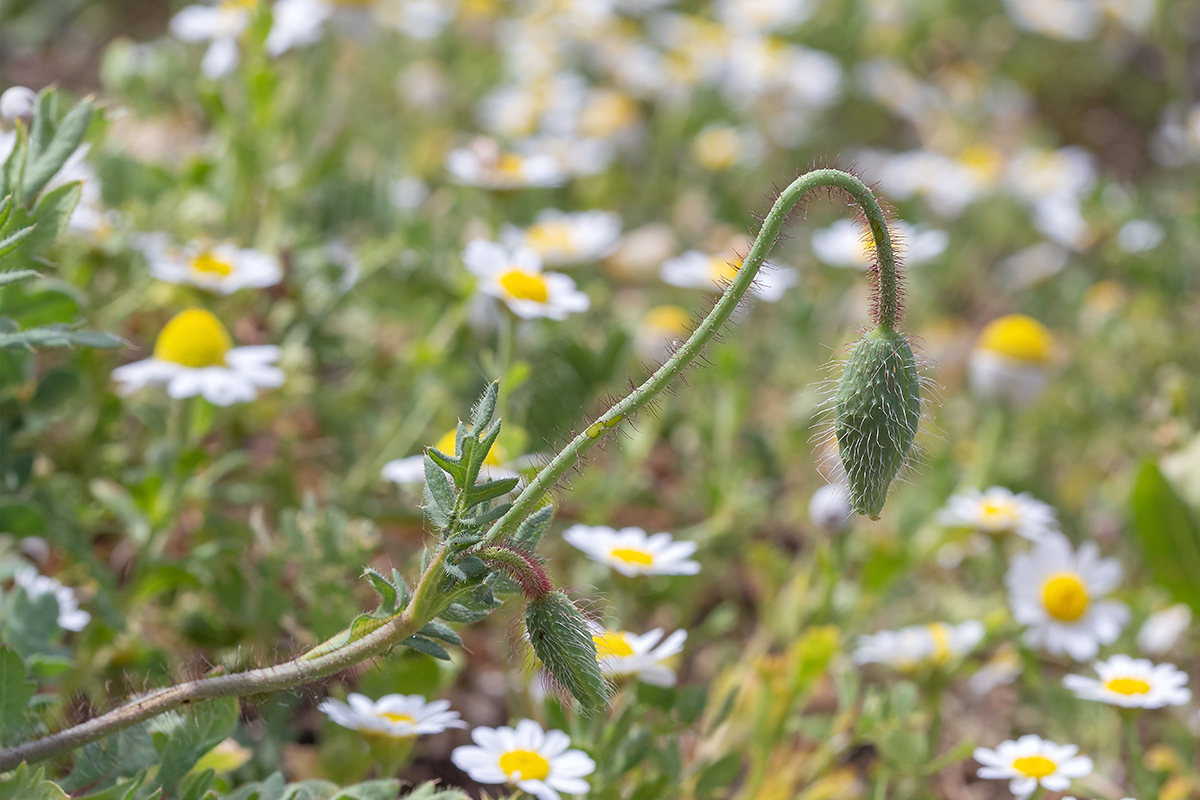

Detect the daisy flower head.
xmin=1006 ymin=532 xmax=1129 ymax=661
xmin=1137 ymin=604 xmax=1192 ymax=655
xmin=501 ymin=209 xmax=622 ymax=266
xmin=591 ymin=625 xmax=687 ymax=687
xmin=170 ymin=0 xmax=256 ymax=79
xmin=562 ymin=525 xmax=700 ymax=577
xmin=319 ymin=693 xmax=465 ymax=738
xmin=12 ymin=567 xmax=90 ymax=631
xmin=111 ymin=309 xmax=284 ymax=406
xmin=451 ymin=719 xmax=595 ymax=800
xmin=135 ymin=236 xmax=282 ymax=294
xmin=936 ymin=486 xmax=1058 ymax=542
xmin=810 ymin=218 xmax=947 ymax=270
xmin=381 ymin=428 xmax=521 ymax=485
xmin=463 ymin=239 xmax=590 ymax=320
xmin=446 ymin=136 xmax=567 ymax=189
xmin=968 ymin=313 xmax=1055 ymax=407
xmin=1063 ymin=654 xmax=1191 ymax=709
xmin=852 ymin=620 xmax=984 ymax=672
xmin=660 ymin=250 xmax=798 ymax=302
xmin=974 ymin=735 xmax=1093 ymax=797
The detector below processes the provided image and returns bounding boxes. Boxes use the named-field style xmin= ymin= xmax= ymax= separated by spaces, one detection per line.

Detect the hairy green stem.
xmin=483 ymin=168 xmax=897 ymax=544
xmin=0 ymin=168 xmax=897 ymax=769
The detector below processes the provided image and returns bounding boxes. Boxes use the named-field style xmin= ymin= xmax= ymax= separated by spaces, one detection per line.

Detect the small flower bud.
xmin=834 ymin=327 xmax=921 ymax=519
xmin=0 ymin=86 xmax=37 ymax=125
xmin=808 ymin=483 xmax=852 ymax=532
xmin=525 ymin=591 xmax=611 ymax=711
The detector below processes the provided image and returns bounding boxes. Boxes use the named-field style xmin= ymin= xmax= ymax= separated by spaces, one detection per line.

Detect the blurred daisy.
xmin=1006 ymin=532 xmax=1129 ymax=661
xmin=381 ymin=428 xmax=522 ymax=485
xmin=463 ymin=239 xmax=590 ymax=320
xmin=635 ymin=305 xmax=691 ymax=362
xmin=690 ymin=123 xmax=763 ymax=171
xmin=1117 ymin=220 xmax=1164 ymax=254
xmin=170 ymin=0 xmax=255 ymax=79
xmin=562 ymin=525 xmax=700 ymax=577
xmin=451 ymin=719 xmax=595 ymax=800
xmin=591 ymin=625 xmax=687 ymax=686
xmin=974 ymin=735 xmax=1093 ymax=797
xmin=0 ymin=85 xmax=36 ymax=124
xmin=808 ymin=482 xmax=852 ymax=532
xmin=447 ymin=137 xmax=567 ymax=189
xmin=936 ymin=486 xmax=1058 ymax=542
xmin=1003 ymin=0 xmax=1098 ymax=40
xmin=967 ymin=314 xmax=1055 ymax=407
xmin=135 ymin=236 xmax=282 ymax=294
xmin=852 ymin=620 xmax=984 ymax=672
xmin=264 ymin=0 xmax=338 ymax=56
xmin=502 ymin=209 xmax=622 ymax=266
xmin=12 ymin=567 xmax=90 ymax=631
xmin=660 ymin=251 xmax=798 ymax=302
xmin=810 ymin=218 xmax=947 ymax=270
xmin=1137 ymin=604 xmax=1192 ymax=655
xmin=320 ymin=693 xmax=465 ymax=738
xmin=112 ymin=309 xmax=284 ymax=406
xmin=968 ymin=643 xmax=1024 ymax=695
xmin=1063 ymin=654 xmax=1191 ymax=708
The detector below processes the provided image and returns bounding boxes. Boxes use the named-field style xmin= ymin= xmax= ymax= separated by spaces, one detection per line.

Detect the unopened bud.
xmin=0 ymin=86 xmax=36 ymax=124
xmin=525 ymin=591 xmax=611 ymax=711
xmin=834 ymin=327 xmax=920 ymax=519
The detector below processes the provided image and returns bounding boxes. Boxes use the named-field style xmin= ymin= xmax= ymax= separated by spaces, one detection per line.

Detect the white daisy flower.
xmin=635 ymin=305 xmax=691 ymax=363
xmin=591 ymin=626 xmax=687 ymax=687
xmin=1006 ymin=532 xmax=1129 ymax=661
xmin=936 ymin=486 xmax=1058 ymax=542
xmin=169 ymin=0 xmax=255 ymax=79
xmin=446 ymin=137 xmax=567 ymax=189
xmin=660 ymin=250 xmax=798 ymax=302
xmin=808 ymin=483 xmax=852 ymax=532
xmin=562 ymin=525 xmax=700 ymax=577
xmin=1137 ymin=604 xmax=1192 ymax=655
xmin=968 ymin=643 xmax=1024 ymax=695
xmin=12 ymin=567 xmax=90 ymax=631
xmin=974 ymin=735 xmax=1093 ymax=797
xmin=501 ymin=209 xmax=622 ymax=266
xmin=451 ymin=719 xmax=595 ymax=800
xmin=463 ymin=239 xmax=590 ymax=321
xmin=264 ymin=0 xmax=335 ymax=56
xmin=810 ymin=218 xmax=948 ymax=270
xmin=319 ymin=693 xmax=466 ymax=738
xmin=1063 ymin=654 xmax=1191 ymax=708
xmin=381 ymin=428 xmax=525 ymax=486
xmin=690 ymin=123 xmax=763 ymax=171
xmin=135 ymin=236 xmax=282 ymax=294
xmin=111 ymin=309 xmax=285 ymax=406
xmin=852 ymin=620 xmax=984 ymax=672
xmin=968 ymin=314 xmax=1055 ymax=407
xmin=1003 ymin=0 xmax=1099 ymax=41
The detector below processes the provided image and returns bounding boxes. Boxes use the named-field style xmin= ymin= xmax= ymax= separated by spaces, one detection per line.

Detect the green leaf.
xmin=423 ymin=454 xmax=456 ymax=513
xmin=1131 ymin=460 xmax=1200 ymax=611
xmin=417 ymin=620 xmax=462 ymax=647
xmin=404 ymin=782 xmax=470 ymax=800
xmin=151 ymin=697 xmax=240 ymax=794
xmin=0 ymin=646 xmax=36 ymax=746
xmin=1 ymin=130 xmax=29 ymax=201
xmin=73 ymin=770 xmax=150 ymax=800
xmin=23 ymin=97 xmax=93 ymax=199
xmin=439 ymin=602 xmax=490 ymax=624
xmin=27 ymin=90 xmax=59 ymax=163
xmin=402 ymin=634 xmax=450 ymax=660
xmin=0 ymin=325 xmax=124 ymax=351
xmin=513 ymin=505 xmax=554 ymax=551
xmin=426 ymin=447 xmax=465 ymax=484
xmin=363 ymin=568 xmax=398 ymax=614
xmin=464 ymin=477 xmax=519 ymax=507
xmin=0 ymin=764 xmax=70 ymax=800
xmin=26 ymin=181 xmax=82 ymax=253
xmin=0 ymin=227 xmax=36 ymax=261
xmin=470 ymin=381 xmax=500 ymax=433
xmin=694 ymin=754 xmax=742 ymax=799
xmin=0 ymin=499 xmax=46 ymax=534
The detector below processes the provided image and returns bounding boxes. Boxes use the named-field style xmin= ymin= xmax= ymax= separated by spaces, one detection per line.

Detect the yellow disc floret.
xmin=190 ymin=252 xmax=235 ymax=277
xmin=644 ymin=305 xmax=690 ymax=335
xmin=977 ymin=314 xmax=1053 ymax=364
xmin=526 ymin=221 xmax=576 ymax=257
xmin=499 ymin=270 xmax=550 ymax=303
xmin=1041 ymin=572 xmax=1090 ymax=622
xmin=1104 ymin=677 xmax=1151 ymax=695
xmin=153 ymin=309 xmax=232 ymax=368
xmin=610 ymin=547 xmax=654 ymax=567
xmin=1012 ymin=755 xmax=1057 ymax=779
xmin=592 ymin=632 xmax=635 ymax=658
xmin=499 ymin=749 xmax=551 ymax=781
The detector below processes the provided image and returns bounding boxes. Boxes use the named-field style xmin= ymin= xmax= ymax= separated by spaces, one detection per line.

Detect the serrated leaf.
xmin=418 ymin=620 xmax=462 ymax=647
xmin=439 ymin=603 xmax=491 ymax=624
xmin=1 ymin=129 xmax=29 ymax=201
xmin=364 ymin=568 xmax=397 ymax=614
xmin=443 ymin=561 xmax=467 ymax=582
xmin=402 ymin=634 xmax=450 ymax=661
xmin=27 ymin=90 xmax=58 ymax=162
xmin=423 ymin=454 xmax=456 ymax=512
xmin=0 ymin=764 xmax=70 ymax=800
xmin=423 ymin=486 xmax=452 ymax=530
xmin=426 ymin=447 xmax=465 ymax=484
xmin=23 ymin=97 xmax=93 ymax=199
xmin=514 ymin=505 xmax=554 ymax=551
xmin=25 ymin=181 xmax=81 ymax=254
xmin=390 ymin=569 xmax=410 ymax=607
xmin=1132 ymin=460 xmax=1200 ymax=612
xmin=0 ymin=227 xmax=36 ymax=261
xmin=470 ymin=381 xmax=500 ymax=433
xmin=0 ymin=646 xmax=36 ymax=746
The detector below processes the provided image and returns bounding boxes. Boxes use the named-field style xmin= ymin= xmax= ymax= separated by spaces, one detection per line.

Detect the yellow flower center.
xmin=526 ymin=221 xmax=576 ymax=257
xmin=958 ymin=144 xmax=1004 ymax=181
xmin=499 ymin=749 xmax=551 ymax=782
xmin=977 ymin=314 xmax=1053 ymax=364
xmin=710 ymin=257 xmax=742 ymax=283
xmin=579 ymin=91 xmax=640 ymax=139
xmin=496 ymin=153 xmax=525 ymax=177
xmin=153 ymin=309 xmax=232 ymax=368
xmin=381 ymin=712 xmax=416 ymax=724
xmin=190 ymin=252 xmax=235 ymax=277
xmin=979 ymin=499 xmax=1018 ymax=529
xmin=1011 ymin=755 xmax=1057 ymax=779
xmin=433 ymin=430 xmax=505 ymax=467
xmin=592 ymin=632 xmax=634 ymax=658
xmin=644 ymin=305 xmax=690 ymax=335
xmin=610 ymin=547 xmax=654 ymax=567
xmin=1041 ymin=572 xmax=1090 ymax=622
xmin=1104 ymin=676 xmax=1152 ymax=695
xmin=693 ymin=126 xmax=741 ymax=171
xmin=221 ymin=0 xmax=256 ymax=9
xmin=927 ymin=623 xmax=950 ymax=665
xmin=499 ymin=270 xmax=549 ymax=303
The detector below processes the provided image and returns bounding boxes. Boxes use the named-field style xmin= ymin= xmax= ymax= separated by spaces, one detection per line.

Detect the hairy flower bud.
xmin=834 ymin=327 xmax=920 ymax=519
xmin=525 ymin=591 xmax=611 ymax=711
